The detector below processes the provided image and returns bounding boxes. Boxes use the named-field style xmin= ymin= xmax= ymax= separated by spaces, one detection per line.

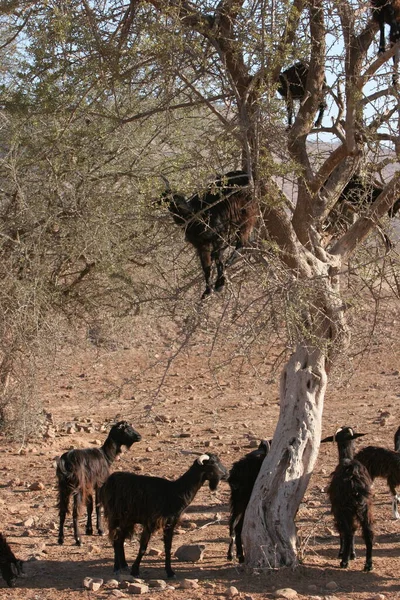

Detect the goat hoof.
xmin=167 ymin=572 xmax=176 ymax=579
xmin=97 ymin=529 xmax=105 ymax=536
xmin=350 ymin=552 xmax=356 ymax=560
xmin=75 ymin=539 xmax=82 ymax=547
xmin=340 ymin=560 xmax=348 ymax=569
xmin=227 ymin=554 xmax=233 ymax=561
xmin=58 ymin=538 xmax=64 ymax=545
xmin=86 ymin=528 xmax=93 ymax=535
xmin=364 ymin=563 xmax=373 ymax=572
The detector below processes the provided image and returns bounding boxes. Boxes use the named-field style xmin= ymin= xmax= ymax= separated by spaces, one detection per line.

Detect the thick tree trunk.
xmin=242 ymin=341 xmax=328 ymax=568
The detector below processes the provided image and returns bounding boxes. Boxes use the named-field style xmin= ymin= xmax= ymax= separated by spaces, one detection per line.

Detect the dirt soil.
xmin=1 ymin=300 xmax=400 ymax=600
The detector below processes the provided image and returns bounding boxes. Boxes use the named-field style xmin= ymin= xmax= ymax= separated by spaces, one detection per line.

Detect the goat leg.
xmin=361 ymin=519 xmax=374 ymax=572
xmin=392 ymin=494 xmax=400 ymax=519
xmin=73 ymin=493 xmax=83 ymax=546
xmin=113 ymin=531 xmax=128 ymax=573
xmin=85 ymin=494 xmax=93 ymax=535
xmin=235 ymin=517 xmax=245 ymax=563
xmin=95 ymin=487 xmax=104 ymax=535
xmin=131 ymin=526 xmax=152 ymax=577
xmin=163 ymin=520 xmax=176 ymax=578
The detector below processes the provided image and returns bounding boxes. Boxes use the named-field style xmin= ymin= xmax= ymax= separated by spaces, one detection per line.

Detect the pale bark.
xmin=243 ymin=342 xmax=328 ymax=567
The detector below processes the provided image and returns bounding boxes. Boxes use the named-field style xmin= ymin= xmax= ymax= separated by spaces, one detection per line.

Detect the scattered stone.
xmin=204 ymin=582 xmax=216 ymax=589
xmin=307 ymin=584 xmax=318 ymax=592
xmin=83 ymin=577 xmax=92 ymax=589
xmin=325 ymin=581 xmax=338 ymax=591
xmin=29 ymin=481 xmax=45 ymax=491
xmin=148 ymin=579 xmax=167 ymax=589
xmin=180 ymin=579 xmax=199 ymax=589
xmin=175 ymin=544 xmax=206 ymax=562
xmin=148 ymin=547 xmax=162 ymax=556
xmin=90 ymin=578 xmax=103 ymax=591
xmin=227 ymin=586 xmax=239 ymax=597
xmin=248 ymin=439 xmax=259 ymax=448
xmin=244 ymin=595 xmax=255 ymax=600
xmin=274 ymin=588 xmax=298 ymax=599
xmin=107 ymin=579 xmax=120 ymax=589
xmin=126 ymin=582 xmax=149 ymax=594
xmin=118 ymin=575 xmax=137 ymax=585
xmin=111 ymin=591 xmax=127 ymax=598
xmin=23 ymin=517 xmax=35 ymax=527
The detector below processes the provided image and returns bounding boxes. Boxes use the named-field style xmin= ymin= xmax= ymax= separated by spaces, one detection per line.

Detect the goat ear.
xmin=352 ymin=432 xmax=366 ymax=439
xmin=321 ymin=435 xmax=334 ymax=443
xmin=197 ymin=454 xmax=210 ymax=465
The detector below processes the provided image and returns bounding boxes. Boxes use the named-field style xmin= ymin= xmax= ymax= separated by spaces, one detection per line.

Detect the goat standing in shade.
xmin=277 ymin=62 xmax=327 ymax=129
xmin=355 ymin=425 xmax=400 ymax=519
xmin=159 ymin=171 xmax=257 ymax=299
xmin=321 ymin=426 xmax=374 ymax=571
xmin=57 ymin=421 xmax=141 ymax=546
xmin=371 ymin=0 xmax=400 ymax=83
xmin=0 ymin=533 xmax=23 ymax=587
xmin=227 ymin=440 xmax=270 ymax=563
xmin=102 ymin=453 xmax=228 ymax=578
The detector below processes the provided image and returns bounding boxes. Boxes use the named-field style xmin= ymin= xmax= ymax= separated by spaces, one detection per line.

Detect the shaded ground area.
xmin=1 ymin=297 xmax=400 ymax=600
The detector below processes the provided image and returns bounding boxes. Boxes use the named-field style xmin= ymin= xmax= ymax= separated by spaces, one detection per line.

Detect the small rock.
xmin=325 ymin=581 xmax=338 ymax=591
xmin=118 ymin=575 xmax=137 ymax=585
xmin=23 ymin=517 xmax=35 ymax=527
xmin=148 ymin=547 xmax=162 ymax=556
xmin=111 ymin=590 xmax=127 ymax=597
xmin=83 ymin=577 xmax=93 ymax=589
xmin=89 ymin=578 xmax=103 ymax=591
xmin=180 ymin=579 xmax=199 ymax=589
xmin=148 ymin=579 xmax=167 ymax=589
xmin=307 ymin=584 xmax=318 ymax=592
xmin=274 ymin=588 xmax=298 ymax=599
xmin=227 ymin=586 xmax=239 ymax=597
xmin=244 ymin=595 xmax=255 ymax=600
xmin=175 ymin=544 xmax=206 ymax=562
xmin=29 ymin=481 xmax=45 ymax=491
xmin=107 ymin=579 xmax=120 ymax=589
xmin=204 ymin=582 xmax=216 ymax=589
xmin=126 ymin=582 xmax=149 ymax=594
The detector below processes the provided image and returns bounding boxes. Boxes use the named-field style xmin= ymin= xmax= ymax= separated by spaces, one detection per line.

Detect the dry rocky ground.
xmin=1 ymin=296 xmax=400 ymax=600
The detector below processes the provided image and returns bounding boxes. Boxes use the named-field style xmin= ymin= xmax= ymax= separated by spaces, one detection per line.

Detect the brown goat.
xmin=159 ymin=170 xmax=257 ymax=299
xmin=57 ymin=421 xmax=141 ymax=546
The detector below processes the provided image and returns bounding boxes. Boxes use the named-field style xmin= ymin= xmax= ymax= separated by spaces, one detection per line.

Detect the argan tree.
xmin=2 ymin=0 xmax=400 ymax=567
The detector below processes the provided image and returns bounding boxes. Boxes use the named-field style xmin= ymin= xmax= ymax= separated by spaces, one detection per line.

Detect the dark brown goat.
xmin=395 ymin=426 xmax=400 ymax=452
xmin=277 ymin=62 xmax=327 ymax=128
xmin=371 ymin=0 xmax=400 ymax=83
xmin=0 ymin=533 xmax=23 ymax=587
xmin=102 ymin=453 xmax=228 ymax=578
xmin=159 ymin=171 xmax=257 ymax=299
xmin=355 ymin=426 xmax=400 ymax=519
xmin=57 ymin=421 xmax=141 ymax=546
xmin=322 ymin=427 xmax=374 ymax=571
xmin=227 ymin=440 xmax=270 ymax=563
xmin=324 ymin=174 xmax=400 ymax=248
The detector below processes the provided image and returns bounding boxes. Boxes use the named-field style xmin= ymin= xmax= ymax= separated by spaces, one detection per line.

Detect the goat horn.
xmin=197 ymin=454 xmax=210 ymax=465
xmin=160 ymin=174 xmax=171 ymax=190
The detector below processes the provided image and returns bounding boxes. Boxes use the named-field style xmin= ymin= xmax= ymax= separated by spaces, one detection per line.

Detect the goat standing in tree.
xmin=371 ymin=0 xmax=400 ymax=83
xmin=159 ymin=171 xmax=257 ymax=299
xmin=277 ymin=62 xmax=327 ymax=129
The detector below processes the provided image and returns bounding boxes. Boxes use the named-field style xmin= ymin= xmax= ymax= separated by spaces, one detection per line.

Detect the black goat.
xmin=355 ymin=426 xmax=400 ymax=520
xmin=321 ymin=426 xmax=374 ymax=571
xmin=277 ymin=61 xmax=327 ymax=128
xmin=159 ymin=170 xmax=257 ymax=299
xmin=227 ymin=440 xmax=270 ymax=563
xmin=324 ymin=174 xmax=400 ymax=247
xmin=57 ymin=420 xmax=141 ymax=546
xmin=395 ymin=426 xmax=400 ymax=452
xmin=0 ymin=533 xmax=23 ymax=587
xmin=102 ymin=453 xmax=228 ymax=578
xmin=371 ymin=0 xmax=400 ymax=83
